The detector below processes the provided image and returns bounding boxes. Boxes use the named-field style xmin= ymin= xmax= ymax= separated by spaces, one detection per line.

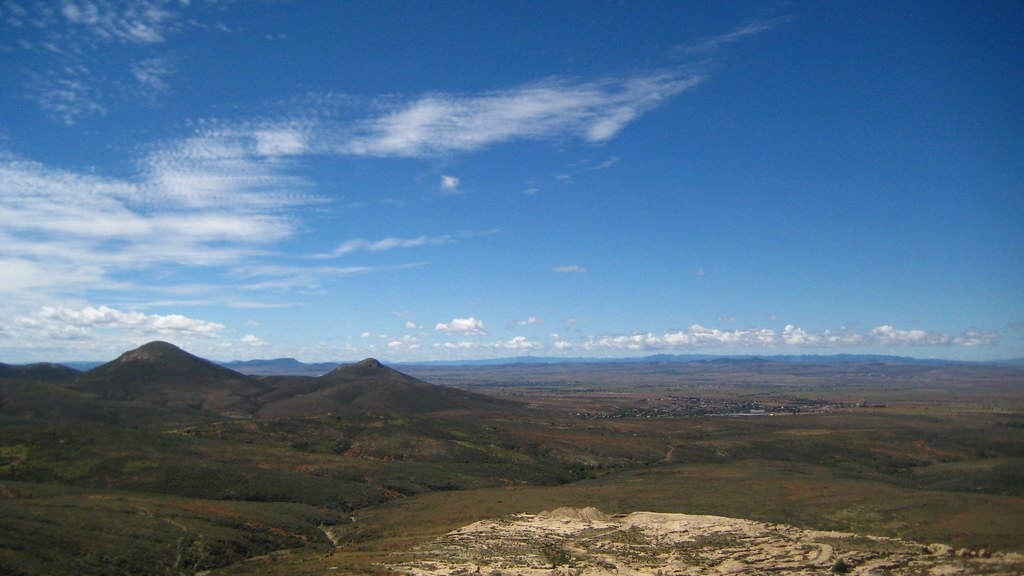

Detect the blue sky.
xmin=1 ymin=1 xmax=1021 ymax=362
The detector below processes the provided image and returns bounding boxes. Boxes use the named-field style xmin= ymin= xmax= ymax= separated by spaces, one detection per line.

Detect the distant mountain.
xmin=398 ymin=353 xmax=976 ymax=367
xmin=258 ymin=358 xmax=515 ymax=417
xmin=45 ymin=350 xmax=1017 ymax=380
xmin=0 ymin=362 xmax=80 ymax=381
xmin=61 ymin=361 xmax=104 ymax=371
xmin=75 ymin=341 xmax=267 ymax=414
xmin=219 ymin=357 xmax=337 ymax=376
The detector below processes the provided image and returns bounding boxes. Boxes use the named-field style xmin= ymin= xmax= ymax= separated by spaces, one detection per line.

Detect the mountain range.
xmin=2 ymin=341 xmax=510 ymax=418
xmin=10 ymin=352 xmax=1024 ymax=380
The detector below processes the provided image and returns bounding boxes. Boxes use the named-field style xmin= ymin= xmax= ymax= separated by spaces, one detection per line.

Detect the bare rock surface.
xmin=387 ymin=508 xmax=1024 ymax=575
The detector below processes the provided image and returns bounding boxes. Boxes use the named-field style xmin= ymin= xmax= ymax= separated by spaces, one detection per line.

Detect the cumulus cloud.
xmin=953 ymin=330 xmax=998 ymax=347
xmin=404 ymin=321 xmax=422 ymax=330
xmin=241 ymin=334 xmax=267 ymax=347
xmin=440 ymin=175 xmax=460 ymax=192
xmin=494 ymin=336 xmax=541 ymax=351
xmin=385 ymin=335 xmax=421 ymax=351
xmin=16 ymin=305 xmax=225 ymax=341
xmin=553 ymin=264 xmax=587 ymax=273
xmin=575 ymin=324 xmax=991 ymax=351
xmin=435 ymin=317 xmax=487 ymax=336
xmin=434 ymin=336 xmax=540 ymax=352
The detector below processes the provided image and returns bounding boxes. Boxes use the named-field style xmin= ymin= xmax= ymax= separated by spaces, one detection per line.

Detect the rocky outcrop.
xmin=388 ymin=508 xmax=1024 ymax=575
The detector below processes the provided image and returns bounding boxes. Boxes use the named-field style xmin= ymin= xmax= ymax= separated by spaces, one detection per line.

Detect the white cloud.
xmin=254 ymin=128 xmax=308 ymax=157
xmin=230 ymin=262 xmax=427 ymax=291
xmin=553 ymin=264 xmax=587 ymax=273
xmin=0 ymin=144 xmax=315 ymax=302
xmin=142 ymin=129 xmax=319 ymax=210
xmin=433 ymin=336 xmax=540 ymax=352
xmin=26 ymin=64 xmax=109 ymax=125
xmin=440 ymin=174 xmax=460 ymax=192
xmin=318 ymin=235 xmax=450 ymax=258
xmin=718 ymin=315 xmax=736 ymax=323
xmin=16 ymin=305 xmax=224 ymax=341
xmin=131 ymin=56 xmax=175 ymax=95
xmin=953 ymin=330 xmax=998 ymax=347
xmin=340 ymin=72 xmax=703 ymax=157
xmin=385 ymin=334 xmax=421 ymax=351
xmin=517 ymin=316 xmax=543 ymax=325
xmin=241 ymin=334 xmax=267 ymax=347
xmin=867 ymin=325 xmax=948 ymax=346
xmin=9 ymin=1 xmax=201 ymax=122
xmin=684 ymin=18 xmax=788 ymax=54
xmin=60 ymin=1 xmax=179 ymax=44
xmin=405 ymin=321 xmax=421 ymax=330
xmin=574 ymin=324 xmax=990 ymax=351
xmin=435 ymin=316 xmax=487 ymax=336
xmin=494 ymin=336 xmax=541 ymax=351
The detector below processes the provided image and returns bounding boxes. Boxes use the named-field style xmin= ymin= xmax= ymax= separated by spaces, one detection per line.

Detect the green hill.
xmin=75 ymin=341 xmax=267 ymax=415
xmin=0 ymin=362 xmax=79 ymax=382
xmin=258 ymin=358 xmax=516 ymax=417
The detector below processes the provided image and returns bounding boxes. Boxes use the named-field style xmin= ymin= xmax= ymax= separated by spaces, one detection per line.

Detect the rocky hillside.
xmin=389 ymin=507 xmax=1024 ymax=575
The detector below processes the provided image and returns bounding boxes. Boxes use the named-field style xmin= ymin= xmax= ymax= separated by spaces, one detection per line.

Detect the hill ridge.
xmin=258 ymin=357 xmax=514 ymax=417
xmin=76 ymin=341 xmax=264 ymax=414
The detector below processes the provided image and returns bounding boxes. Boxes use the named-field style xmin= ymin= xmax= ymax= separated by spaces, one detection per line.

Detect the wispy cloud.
xmin=553 ymin=264 xmax=587 ymax=273
xmin=434 ymin=336 xmax=541 ymax=352
xmin=517 ymin=316 xmax=543 ymax=325
xmin=59 ymin=1 xmax=180 ymax=44
xmin=683 ymin=18 xmax=789 ymax=54
xmin=28 ymin=70 xmax=107 ymax=125
xmin=338 ymin=72 xmax=703 ymax=157
xmin=0 ymin=129 xmax=322 ymax=307
xmin=131 ymin=55 xmax=176 ymax=96
xmin=230 ymin=262 xmax=429 ymax=291
xmin=315 ymin=235 xmax=452 ymax=259
xmin=7 ymin=1 xmax=200 ymax=122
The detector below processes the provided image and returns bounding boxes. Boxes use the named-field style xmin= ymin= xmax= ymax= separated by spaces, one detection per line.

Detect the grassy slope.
xmin=223 ymin=459 xmax=1024 ymax=575
xmin=0 ymin=480 xmax=345 ymax=576
xmin=2 ymin=360 xmax=1023 ymax=575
